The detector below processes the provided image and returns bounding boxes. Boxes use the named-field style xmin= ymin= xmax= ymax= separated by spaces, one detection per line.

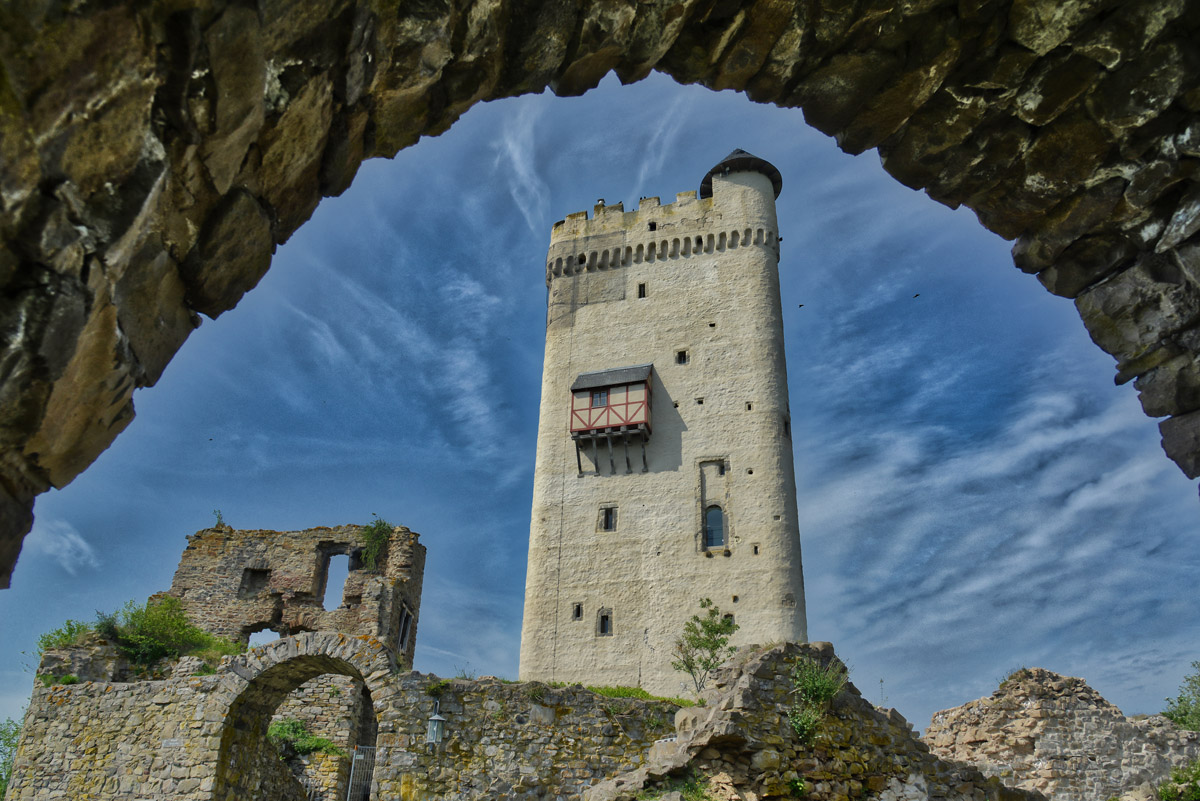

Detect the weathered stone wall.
xmin=924 ymin=667 xmax=1200 ymax=801
xmin=271 ymin=673 xmax=371 ymax=801
xmin=165 ymin=524 xmax=424 ymax=658
xmin=589 ymin=642 xmax=1040 ymax=801
xmin=3 ymin=0 xmax=1199 ymax=588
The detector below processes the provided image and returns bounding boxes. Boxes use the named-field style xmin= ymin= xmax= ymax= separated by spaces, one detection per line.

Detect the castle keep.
xmin=519 ymin=151 xmax=808 ymax=695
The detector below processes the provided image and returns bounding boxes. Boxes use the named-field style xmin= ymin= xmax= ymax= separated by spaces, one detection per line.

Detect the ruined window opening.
xmin=247 ymin=628 xmax=279 ymax=648
xmin=637 ymin=282 xmax=647 ymax=298
xmin=322 ymin=553 xmax=350 ymax=611
xmin=398 ymin=605 xmax=413 ymax=651
xmin=676 ymin=350 xmax=688 ymax=364
xmin=704 ymin=506 xmax=724 ymax=549
xmin=573 ymin=603 xmax=583 ymax=620
xmin=592 ymin=388 xmax=607 ymax=407
xmin=597 ymin=609 xmax=613 ymax=636
xmin=238 ymin=568 xmax=271 ymax=599
xmin=648 ymin=222 xmax=656 ymax=231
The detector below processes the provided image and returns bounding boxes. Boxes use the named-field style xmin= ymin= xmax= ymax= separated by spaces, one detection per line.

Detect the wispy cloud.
xmin=631 ymin=92 xmax=693 ymax=199
xmin=25 ymin=519 xmax=100 ymax=575
xmin=492 ymin=104 xmax=549 ymax=237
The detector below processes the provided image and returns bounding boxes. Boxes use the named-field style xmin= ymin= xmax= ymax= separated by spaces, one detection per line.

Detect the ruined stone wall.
xmin=924 ymin=667 xmax=1200 ymax=801
xmin=165 ymin=524 xmax=424 ymax=658
xmin=271 ymin=674 xmax=369 ymax=801
xmin=3 ymin=0 xmax=1200 ymax=589
xmin=589 ymin=642 xmax=1040 ymax=801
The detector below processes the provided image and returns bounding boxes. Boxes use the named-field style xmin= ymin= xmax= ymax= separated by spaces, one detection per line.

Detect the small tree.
xmin=1164 ymin=660 xmax=1200 ymax=731
xmin=671 ymin=598 xmax=738 ymax=693
xmin=1 ymin=716 xmax=21 ymax=798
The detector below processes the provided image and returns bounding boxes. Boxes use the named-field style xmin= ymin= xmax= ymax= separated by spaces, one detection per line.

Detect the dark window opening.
xmin=398 ymin=606 xmax=413 ymax=651
xmin=709 ymin=321 xmax=716 ymax=327
xmin=601 ymin=507 xmax=617 ymax=531
xmin=598 ymin=610 xmax=613 ymax=636
xmin=783 ymin=417 xmax=791 ymax=436
xmin=746 ymin=402 xmax=753 ymax=411
xmin=238 ymin=568 xmax=271 ymax=599
xmin=573 ymin=603 xmax=583 ymax=620
xmin=673 ymin=401 xmax=679 ymax=408
xmin=732 ymin=595 xmax=739 ymax=603
xmin=717 ymin=463 xmax=726 ymax=476
xmin=696 ymin=397 xmax=704 ymax=405
xmin=592 ymin=388 xmax=608 ymax=407
xmin=648 ymin=222 xmax=657 ymax=231
xmin=747 ymin=468 xmax=753 ymax=474
xmin=676 ymin=350 xmax=688 ymax=364
xmin=637 ymin=282 xmax=647 ymax=298
xmin=578 ymin=254 xmax=586 ymax=264
xmin=753 ymin=544 xmax=760 ymax=555
xmin=705 ymin=506 xmax=724 ymax=549
xmin=696 ymin=236 xmax=703 ymax=250
xmin=723 ymin=613 xmax=735 ymax=625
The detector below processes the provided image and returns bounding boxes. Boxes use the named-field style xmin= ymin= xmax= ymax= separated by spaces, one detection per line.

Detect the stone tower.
xmin=519 ymin=151 xmax=807 ymax=695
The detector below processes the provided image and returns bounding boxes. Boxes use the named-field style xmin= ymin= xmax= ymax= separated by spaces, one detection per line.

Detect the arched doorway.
xmin=210 ymin=633 xmax=396 ymax=801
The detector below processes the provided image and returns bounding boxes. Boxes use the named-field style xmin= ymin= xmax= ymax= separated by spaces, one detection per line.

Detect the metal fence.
xmin=344 ymin=745 xmax=376 ymax=801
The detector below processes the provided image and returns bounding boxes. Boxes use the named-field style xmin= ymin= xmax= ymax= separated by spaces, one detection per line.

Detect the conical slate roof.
xmin=699 ymin=149 xmax=783 ymax=199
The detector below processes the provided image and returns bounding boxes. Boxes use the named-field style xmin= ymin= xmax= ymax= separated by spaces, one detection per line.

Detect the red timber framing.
xmin=569 ymin=364 xmax=653 ymax=476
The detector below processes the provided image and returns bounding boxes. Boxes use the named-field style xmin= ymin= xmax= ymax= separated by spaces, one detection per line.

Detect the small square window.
xmin=696 ymin=398 xmax=704 ymax=405
xmin=600 ymin=507 xmax=617 ymax=531
xmin=637 ymin=282 xmax=647 ymax=298
xmin=592 ymin=389 xmax=608 ymax=407
xmin=676 ymin=350 xmax=688 ymax=365
xmin=648 ymin=222 xmax=657 ymax=232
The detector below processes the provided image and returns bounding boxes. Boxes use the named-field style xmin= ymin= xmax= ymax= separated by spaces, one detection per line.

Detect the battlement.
xmin=545 ymin=161 xmax=781 ymax=286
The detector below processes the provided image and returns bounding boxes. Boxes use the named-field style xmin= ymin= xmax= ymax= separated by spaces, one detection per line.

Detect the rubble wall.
xmin=924 ymin=667 xmax=1200 ymax=801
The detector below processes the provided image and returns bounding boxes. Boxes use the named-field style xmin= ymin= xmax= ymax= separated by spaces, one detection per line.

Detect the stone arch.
xmin=2 ymin=0 xmax=1199 ymax=587
xmin=206 ymin=633 xmax=398 ymax=801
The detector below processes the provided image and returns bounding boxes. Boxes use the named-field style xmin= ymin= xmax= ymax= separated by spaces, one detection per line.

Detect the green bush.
xmin=1164 ymin=661 xmax=1200 ymax=731
xmin=1 ymin=716 xmax=20 ymax=799
xmin=360 ymin=516 xmax=393 ymax=571
xmin=671 ymin=598 xmax=739 ymax=693
xmin=791 ymin=657 xmax=848 ymax=706
xmin=1158 ymin=757 xmax=1200 ymax=801
xmin=788 ymin=656 xmax=848 ymax=745
xmin=35 ymin=618 xmax=94 ymax=656
xmin=96 ymin=597 xmax=243 ymax=666
xmin=267 ymin=719 xmax=347 ymax=757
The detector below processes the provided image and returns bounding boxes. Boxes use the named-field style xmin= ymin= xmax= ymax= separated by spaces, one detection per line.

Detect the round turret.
xmin=699 ymin=149 xmax=783 ymax=199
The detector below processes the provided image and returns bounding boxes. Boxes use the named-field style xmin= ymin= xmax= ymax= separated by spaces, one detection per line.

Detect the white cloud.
xmin=25 ymin=519 xmax=100 ymax=575
xmin=492 ymin=104 xmax=550 ymax=237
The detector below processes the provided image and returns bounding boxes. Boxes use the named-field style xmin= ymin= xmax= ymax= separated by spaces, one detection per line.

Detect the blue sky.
xmin=2 ymin=73 xmax=1198 ymax=732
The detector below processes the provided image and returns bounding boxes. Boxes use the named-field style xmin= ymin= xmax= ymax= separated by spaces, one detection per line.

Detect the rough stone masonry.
xmin=2 ymin=0 xmax=1200 ymax=587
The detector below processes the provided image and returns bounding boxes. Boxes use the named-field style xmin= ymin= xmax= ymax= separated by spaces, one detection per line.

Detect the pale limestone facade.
xmin=519 ymin=152 xmax=807 ymax=696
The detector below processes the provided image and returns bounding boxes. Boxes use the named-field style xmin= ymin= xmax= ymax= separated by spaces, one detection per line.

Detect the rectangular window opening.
xmin=695 ymin=397 xmax=704 ymax=405
xmin=676 ymin=350 xmax=688 ymax=365
xmin=637 ymin=282 xmax=647 ymax=298
xmin=746 ymin=402 xmax=753 ymax=411
xmin=592 ymin=388 xmax=608 ymax=407
xmin=600 ymin=507 xmax=617 ymax=531
xmin=648 ymin=222 xmax=657 ymax=231
xmin=573 ymin=603 xmax=583 ymax=620
xmin=598 ymin=612 xmax=612 ymax=636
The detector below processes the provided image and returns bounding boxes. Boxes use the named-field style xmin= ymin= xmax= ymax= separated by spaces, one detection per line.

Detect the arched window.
xmin=704 ymin=506 xmax=724 ymax=549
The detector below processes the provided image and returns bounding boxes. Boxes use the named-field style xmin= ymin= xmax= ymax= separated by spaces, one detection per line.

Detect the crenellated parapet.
xmin=546 ymin=187 xmax=780 ymax=286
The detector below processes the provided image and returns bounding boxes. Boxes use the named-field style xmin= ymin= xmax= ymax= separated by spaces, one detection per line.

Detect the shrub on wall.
xmin=1164 ymin=661 xmax=1200 ymax=731
xmin=1158 ymin=757 xmax=1200 ymax=801
xmin=267 ymin=719 xmax=346 ymax=757
xmin=0 ymin=716 xmax=20 ymax=799
xmin=95 ymin=597 xmax=243 ymax=665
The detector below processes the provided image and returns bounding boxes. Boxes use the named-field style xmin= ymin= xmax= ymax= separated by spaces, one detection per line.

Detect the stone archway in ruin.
xmin=2 ymin=0 xmax=1198 ymax=586
xmin=208 ymin=632 xmax=397 ymax=801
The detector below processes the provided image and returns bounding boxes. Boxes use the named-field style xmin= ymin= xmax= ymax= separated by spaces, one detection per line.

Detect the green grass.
xmin=585 ymin=685 xmax=696 ymax=707
xmin=788 ymin=656 xmax=848 ymax=745
xmin=426 ymin=678 xmax=452 ymax=697
xmin=95 ymin=597 xmax=243 ymax=666
xmin=636 ymin=770 xmax=712 ymax=800
xmin=38 ymin=674 xmax=79 ymax=687
xmin=360 ymin=516 xmax=392 ymax=571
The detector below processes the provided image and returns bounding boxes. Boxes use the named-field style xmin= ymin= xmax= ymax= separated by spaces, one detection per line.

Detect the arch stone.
xmin=2 ymin=0 xmax=1198 ymax=586
xmin=209 ymin=632 xmax=398 ymax=801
